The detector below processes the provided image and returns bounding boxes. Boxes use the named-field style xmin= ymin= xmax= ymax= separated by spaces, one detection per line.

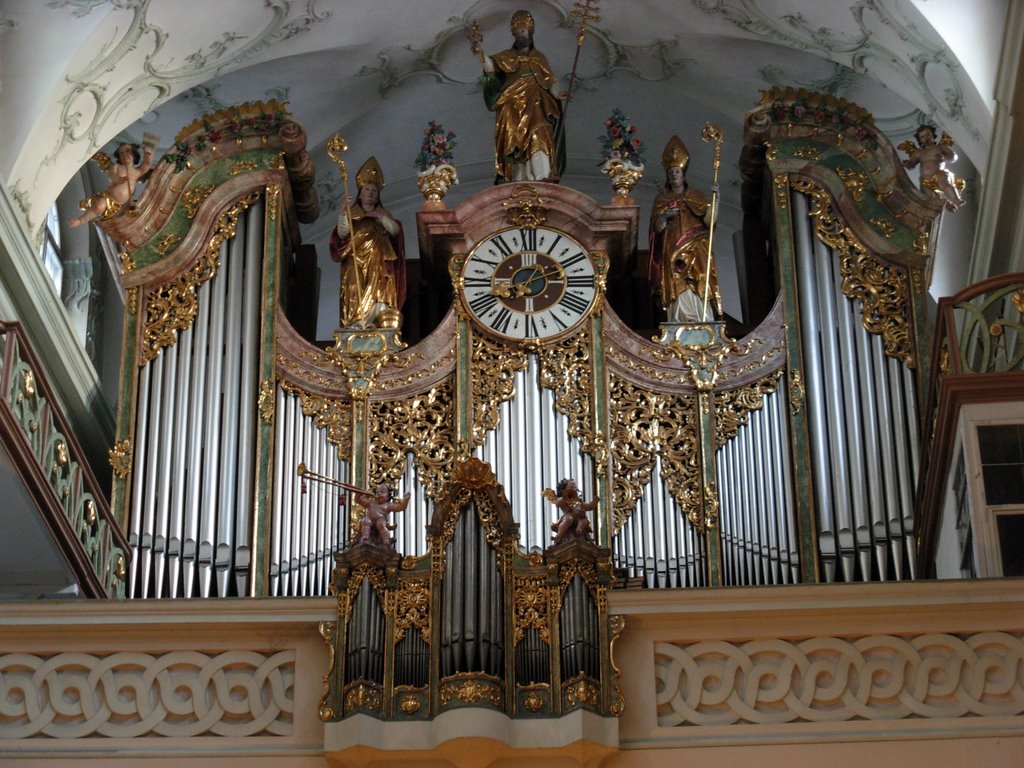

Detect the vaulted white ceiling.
xmin=0 ymin=0 xmax=1008 ymax=323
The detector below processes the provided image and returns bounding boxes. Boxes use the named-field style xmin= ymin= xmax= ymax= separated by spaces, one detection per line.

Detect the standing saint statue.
xmin=648 ymin=135 xmax=722 ymax=323
xmin=329 ymin=157 xmax=407 ymax=328
xmin=469 ymin=9 xmax=567 ymax=183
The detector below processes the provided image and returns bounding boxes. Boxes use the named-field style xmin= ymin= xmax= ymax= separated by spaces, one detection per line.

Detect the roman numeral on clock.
xmin=560 ymin=291 xmax=591 ymax=315
xmin=469 ymin=293 xmax=498 ymax=316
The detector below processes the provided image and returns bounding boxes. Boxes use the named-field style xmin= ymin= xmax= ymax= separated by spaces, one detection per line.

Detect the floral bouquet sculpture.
xmin=415 ymin=121 xmax=459 ymax=208
xmin=599 ymin=108 xmax=645 ymax=204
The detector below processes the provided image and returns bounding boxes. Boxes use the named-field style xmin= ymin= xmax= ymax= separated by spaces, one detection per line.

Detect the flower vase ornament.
xmin=415 ymin=121 xmax=459 ymax=208
xmin=599 ymin=108 xmax=645 ymax=204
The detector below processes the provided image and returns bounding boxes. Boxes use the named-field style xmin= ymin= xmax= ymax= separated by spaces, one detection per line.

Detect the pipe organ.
xmin=104 ymin=91 xmax=946 ymax=734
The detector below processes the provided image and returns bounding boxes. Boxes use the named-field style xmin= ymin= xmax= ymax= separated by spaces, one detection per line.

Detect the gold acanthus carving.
xmin=715 ymin=370 xmax=784 ymax=447
xmin=230 ymin=159 xmax=259 ymax=175
xmin=182 ymin=184 xmax=215 ymax=219
xmin=141 ymin=192 xmax=260 ymax=363
xmin=108 ymin=438 xmax=132 ymax=479
xmin=503 ymin=184 xmax=548 ymax=229
xmin=609 ymin=377 xmax=700 ymax=532
xmin=344 ymin=682 xmax=382 ymax=713
xmin=279 ymin=381 xmax=352 ymax=462
xmin=791 ymin=176 xmax=914 ymax=366
xmin=399 ymin=696 xmax=421 ymax=714
xmin=609 ymin=614 xmax=626 ymax=716
xmin=368 ymin=380 xmax=455 ymax=501
xmin=154 ymin=233 xmax=181 ymax=257
xmin=394 ymin=580 xmax=431 ymax=643
xmin=440 ymin=677 xmax=503 ymax=706
xmin=836 ymin=166 xmax=870 ymax=202
xmin=378 ymin=347 xmax=455 ymax=391
xmin=789 ymin=369 xmax=806 ymax=414
xmin=774 ymin=173 xmax=789 ymax=210
xmin=471 ymin=334 xmax=528 ymax=447
xmin=258 ymin=378 xmax=275 ymax=424
xmin=793 ymin=145 xmax=822 ymax=161
xmin=513 ymin=575 xmax=550 ymax=645
xmin=716 ymin=341 xmax=785 ymax=383
xmin=563 ymin=675 xmax=600 ymax=708
xmin=266 ymin=184 xmax=280 ymax=222
xmin=522 ymin=690 xmax=545 ymax=712
xmin=871 ymin=217 xmax=895 ymax=237
xmin=318 ymin=620 xmax=337 ymax=722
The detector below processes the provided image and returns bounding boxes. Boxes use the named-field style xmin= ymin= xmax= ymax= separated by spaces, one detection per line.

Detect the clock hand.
xmin=512 ymin=263 xmax=566 ymax=296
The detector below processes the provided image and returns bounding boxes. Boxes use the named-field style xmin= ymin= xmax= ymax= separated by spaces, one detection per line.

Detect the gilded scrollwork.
xmin=266 ymin=184 xmax=281 ymax=222
xmin=368 ymin=380 xmax=455 ymax=500
xmin=394 ymin=580 xmax=430 ymax=643
xmin=279 ymin=381 xmax=352 ymax=462
xmin=609 ymin=614 xmax=626 ymax=716
xmin=714 ymin=370 xmax=784 ymax=446
xmin=141 ymin=192 xmax=260 ymax=363
xmin=230 ymin=159 xmax=259 ymax=175
xmin=502 ymin=184 xmax=548 ymax=229
xmin=791 ymin=176 xmax=914 ymax=366
xmin=836 ymin=166 xmax=869 ymax=202
xmin=871 ymin=217 xmax=895 ymax=237
xmin=513 ymin=575 xmax=550 ymax=645
xmin=108 ymin=438 xmax=133 ymax=479
xmin=182 ymin=184 xmax=215 ymax=219
xmin=609 ymin=377 xmax=700 ymax=532
xmin=439 ymin=676 xmax=503 ymax=707
xmin=318 ymin=620 xmax=337 ymax=722
xmin=774 ymin=173 xmax=789 ymax=210
xmin=154 ymin=233 xmax=181 ymax=257
xmin=258 ymin=378 xmax=275 ymax=424
xmin=471 ymin=334 xmax=528 ymax=447
xmin=343 ymin=682 xmax=382 ymax=713
xmin=563 ymin=675 xmax=599 ymax=708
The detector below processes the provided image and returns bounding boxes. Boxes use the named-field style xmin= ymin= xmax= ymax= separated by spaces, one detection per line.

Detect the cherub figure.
xmin=544 ymin=478 xmax=598 ymax=546
xmin=354 ymin=483 xmax=410 ymax=549
xmin=899 ymin=124 xmax=965 ymax=212
xmin=69 ymin=142 xmax=154 ymax=228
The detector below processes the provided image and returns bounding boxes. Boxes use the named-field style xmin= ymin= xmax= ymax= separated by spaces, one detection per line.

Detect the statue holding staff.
xmin=468 ymin=9 xmax=568 ymax=183
xmin=328 ymin=155 xmax=407 ymax=328
xmin=648 ymin=134 xmax=723 ymax=324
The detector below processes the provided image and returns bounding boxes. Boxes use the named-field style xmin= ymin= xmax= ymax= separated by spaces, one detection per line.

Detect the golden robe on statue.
xmin=484 ymin=47 xmax=564 ymax=183
xmin=329 ymin=205 xmax=406 ymax=328
xmin=648 ymin=187 xmax=722 ymax=323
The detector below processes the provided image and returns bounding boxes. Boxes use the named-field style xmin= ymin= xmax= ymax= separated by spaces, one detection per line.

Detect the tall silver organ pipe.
xmin=790 ymin=189 xmax=919 ymax=582
xmin=716 ymin=387 xmax=799 ymax=586
xmin=270 ymin=387 xmax=349 ymax=596
xmin=127 ymin=199 xmax=266 ymax=598
xmin=612 ymin=454 xmax=708 ymax=589
xmin=474 ymin=353 xmax=592 ymax=553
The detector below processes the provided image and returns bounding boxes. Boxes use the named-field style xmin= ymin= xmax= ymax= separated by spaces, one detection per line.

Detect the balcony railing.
xmin=0 ymin=320 xmax=128 ymax=598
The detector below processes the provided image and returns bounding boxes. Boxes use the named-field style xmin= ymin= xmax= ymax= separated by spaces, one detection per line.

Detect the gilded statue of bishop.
xmin=648 ymin=135 xmax=722 ymax=324
xmin=469 ymin=10 xmax=567 ymax=183
xmin=329 ymin=156 xmax=407 ymax=328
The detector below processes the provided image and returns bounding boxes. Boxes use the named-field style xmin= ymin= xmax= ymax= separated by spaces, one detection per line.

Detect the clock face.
xmin=460 ymin=227 xmax=598 ymax=341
